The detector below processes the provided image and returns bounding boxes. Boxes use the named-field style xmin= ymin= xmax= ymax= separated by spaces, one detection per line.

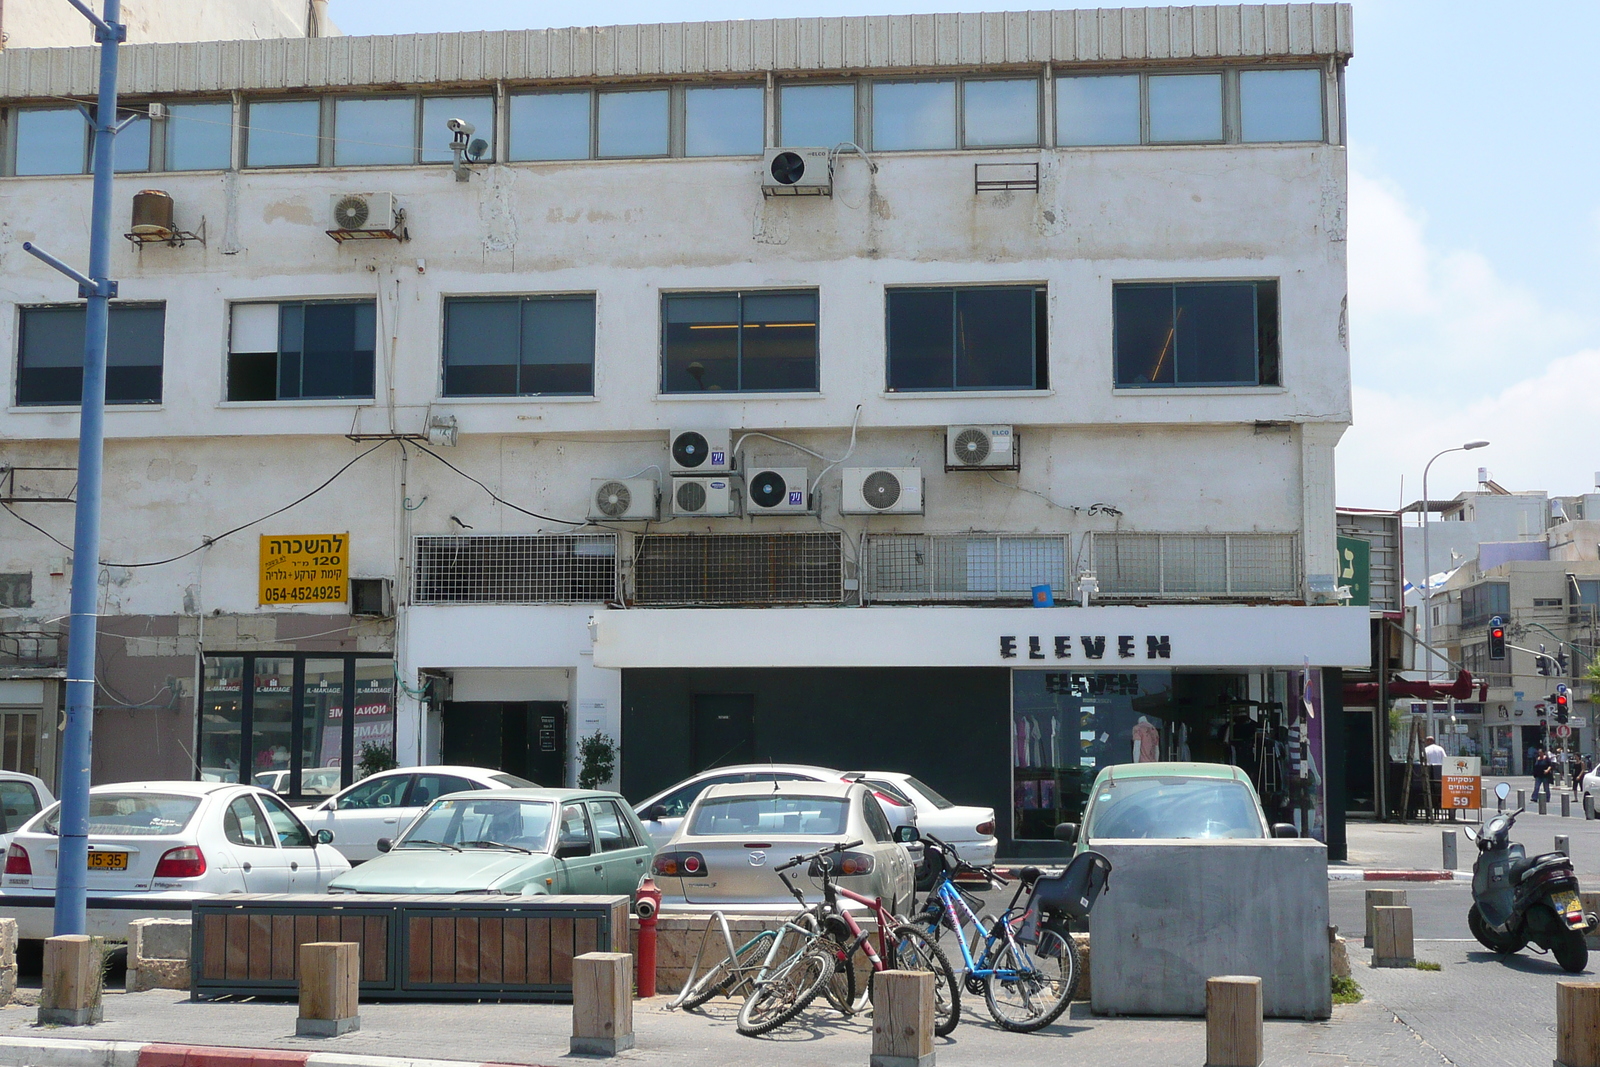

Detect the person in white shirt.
xmin=1424 ymin=736 xmax=1447 ymax=818
xmin=1424 ymin=738 xmax=1446 ymax=766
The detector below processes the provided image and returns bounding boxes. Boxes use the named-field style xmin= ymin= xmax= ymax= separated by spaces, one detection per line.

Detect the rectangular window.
xmin=684 ymin=85 xmax=764 ymax=157
xmin=597 ymin=90 xmax=669 ymax=158
xmin=333 ymin=97 xmax=415 ymax=166
xmin=245 ymin=99 xmax=322 ymax=167
xmin=166 ymin=102 xmax=233 ymax=170
xmin=1239 ymin=69 xmax=1324 ymax=143
xmin=778 ymin=83 xmax=855 ymax=147
xmin=17 ymin=303 xmax=165 ymax=405
xmin=113 ymin=112 xmax=151 ymax=173
xmin=442 ymin=295 xmax=596 ymax=396
xmin=1461 ymin=582 xmax=1511 ymax=628
xmin=661 ymin=290 xmax=818 ymax=393
xmin=886 ymin=286 xmax=1047 ymax=392
xmin=1055 ymin=74 xmax=1140 ymax=146
xmin=15 ymin=109 xmax=85 ymax=176
xmin=509 ymin=91 xmax=592 ymax=161
xmin=421 ymin=96 xmax=494 ymax=163
xmin=872 ymin=80 xmax=956 ymax=151
xmin=227 ymin=300 xmax=375 ymax=401
xmin=1113 ymin=281 xmax=1278 ymax=388
xmin=1147 ymin=73 xmax=1224 ymax=143
xmin=962 ymin=79 xmax=1038 ymax=148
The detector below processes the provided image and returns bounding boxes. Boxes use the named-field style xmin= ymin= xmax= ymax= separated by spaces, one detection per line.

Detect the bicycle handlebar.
xmin=921 ymin=832 xmax=1008 ymax=886
xmin=775 ymin=839 xmax=866 ymax=873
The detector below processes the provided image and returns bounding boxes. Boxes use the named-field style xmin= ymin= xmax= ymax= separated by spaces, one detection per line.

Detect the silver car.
xmin=651 ymin=781 xmax=916 ymax=915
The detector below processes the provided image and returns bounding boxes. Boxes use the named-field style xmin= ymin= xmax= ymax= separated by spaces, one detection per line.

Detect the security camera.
xmin=446 ymin=118 xmax=475 ymax=137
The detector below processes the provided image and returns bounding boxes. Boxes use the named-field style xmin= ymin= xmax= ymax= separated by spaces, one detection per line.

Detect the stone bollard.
xmin=871 ymin=969 xmax=934 ymax=1067
xmin=1556 ymin=980 xmax=1600 ymax=1067
xmin=1520 ymin=789 xmax=1527 ymax=810
xmin=39 ymin=935 xmax=103 ymax=1026
xmin=1442 ymin=830 xmax=1458 ymax=871
xmin=1583 ymin=894 xmax=1600 ymax=951
xmin=1205 ymin=975 xmax=1263 ymax=1067
xmin=126 ymin=918 xmax=191 ymax=992
xmin=297 ymin=942 xmax=360 ymax=1037
xmin=0 ymin=918 xmax=16 ymax=1005
xmin=1371 ymin=907 xmax=1415 ymax=968
xmin=1586 ymin=794 xmax=1595 ymax=821
xmin=1364 ymin=889 xmax=1407 ymax=949
xmin=1559 ymin=835 xmax=1573 ymax=858
xmin=571 ymin=952 xmax=634 ymax=1056
xmin=1542 ymin=797 xmax=1550 ymax=816
xmin=1566 ymin=795 xmax=1574 ymax=818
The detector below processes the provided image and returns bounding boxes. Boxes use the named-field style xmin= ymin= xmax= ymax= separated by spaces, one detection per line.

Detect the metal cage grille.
xmin=412 ymin=534 xmax=619 ymax=604
xmin=863 ymin=534 xmax=1069 ymax=603
xmin=1090 ymin=533 xmax=1298 ymax=599
xmin=632 ymin=532 xmax=842 ymax=605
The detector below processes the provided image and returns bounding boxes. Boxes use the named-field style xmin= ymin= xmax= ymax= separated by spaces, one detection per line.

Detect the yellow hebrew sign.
xmin=260 ymin=534 xmax=349 ymax=605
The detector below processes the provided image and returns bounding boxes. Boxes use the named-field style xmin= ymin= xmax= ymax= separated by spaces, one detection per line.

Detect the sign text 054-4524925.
xmin=260 ymin=534 xmax=349 ymax=605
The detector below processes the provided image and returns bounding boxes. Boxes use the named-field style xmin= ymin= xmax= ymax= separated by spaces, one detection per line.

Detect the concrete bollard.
xmin=1542 ymin=797 xmax=1551 ymax=816
xmin=1442 ymin=830 xmax=1458 ymax=871
xmin=0 ymin=918 xmax=16 ymax=1005
xmin=1586 ymin=794 xmax=1595 ymax=821
xmin=39 ymin=935 xmax=103 ymax=1026
xmin=297 ymin=942 xmax=360 ymax=1037
xmin=1205 ymin=975 xmax=1263 ymax=1067
xmin=871 ymin=969 xmax=934 ymax=1067
xmin=126 ymin=917 xmax=191 ymax=992
xmin=571 ymin=952 xmax=634 ymax=1057
xmin=1364 ymin=889 xmax=1407 ymax=949
xmin=1520 ymin=789 xmax=1527 ymax=810
xmin=1371 ymin=906 xmax=1415 ymax=968
xmin=1583 ymin=894 xmax=1600 ymax=951
xmin=1556 ymin=980 xmax=1600 ymax=1067
xmin=1559 ymin=836 xmax=1572 ymax=858
xmin=1565 ymin=795 xmax=1574 ymax=818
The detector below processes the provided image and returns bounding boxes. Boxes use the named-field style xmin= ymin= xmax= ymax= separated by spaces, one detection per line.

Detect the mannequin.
xmin=1132 ymin=715 xmax=1159 ymax=763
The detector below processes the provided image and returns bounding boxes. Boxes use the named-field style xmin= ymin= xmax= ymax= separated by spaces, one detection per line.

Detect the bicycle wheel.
xmin=677 ymin=930 xmax=776 ymax=1011
xmin=736 ymin=943 xmax=832 ymax=1036
xmin=982 ymin=930 xmax=1077 ymax=1033
xmin=817 ymin=938 xmax=858 ymax=1016
xmin=890 ymin=924 xmax=962 ymax=1036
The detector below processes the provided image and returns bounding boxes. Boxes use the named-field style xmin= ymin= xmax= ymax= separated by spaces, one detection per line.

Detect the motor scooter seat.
xmin=1512 ymin=853 xmax=1572 ymax=884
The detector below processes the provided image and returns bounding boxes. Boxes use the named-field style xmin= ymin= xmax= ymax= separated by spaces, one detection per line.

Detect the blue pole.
xmin=53 ymin=0 xmax=123 ymax=938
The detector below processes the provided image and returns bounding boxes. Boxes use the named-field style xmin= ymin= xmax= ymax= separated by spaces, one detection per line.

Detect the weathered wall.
xmin=2 ymin=0 xmax=315 ymax=51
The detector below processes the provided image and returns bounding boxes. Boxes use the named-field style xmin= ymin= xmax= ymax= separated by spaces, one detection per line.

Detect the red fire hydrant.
xmin=634 ymin=876 xmax=663 ymax=998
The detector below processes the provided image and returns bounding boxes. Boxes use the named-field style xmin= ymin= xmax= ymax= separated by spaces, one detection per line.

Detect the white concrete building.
xmin=0 ymin=5 xmax=1364 ymax=857
xmin=2 ymin=0 xmax=333 ymax=51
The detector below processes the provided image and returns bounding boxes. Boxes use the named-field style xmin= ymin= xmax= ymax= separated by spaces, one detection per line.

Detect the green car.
xmin=1062 ymin=762 xmax=1296 ymax=855
xmin=327 ymin=788 xmax=654 ymax=896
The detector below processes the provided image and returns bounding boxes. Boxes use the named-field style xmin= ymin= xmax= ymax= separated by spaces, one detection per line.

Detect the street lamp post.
xmin=1420 ymin=441 xmax=1490 ymax=742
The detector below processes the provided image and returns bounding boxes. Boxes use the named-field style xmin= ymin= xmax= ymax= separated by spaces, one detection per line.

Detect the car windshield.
xmin=1085 ymin=777 xmax=1264 ymax=841
xmin=41 ymin=793 xmax=203 ymax=837
xmin=690 ymin=795 xmax=849 ymax=836
xmin=398 ymin=798 xmax=555 ymax=851
xmin=904 ymin=776 xmax=955 ymax=809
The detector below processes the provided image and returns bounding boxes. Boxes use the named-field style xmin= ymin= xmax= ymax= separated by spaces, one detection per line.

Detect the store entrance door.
xmin=443 ymin=701 xmax=568 ymax=786
xmin=693 ymin=694 xmax=755 ymax=770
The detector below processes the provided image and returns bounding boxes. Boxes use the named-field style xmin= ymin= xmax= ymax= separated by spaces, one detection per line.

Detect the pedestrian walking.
xmin=1533 ymin=748 xmax=1555 ymax=804
xmin=1424 ymin=735 xmax=1447 ymax=815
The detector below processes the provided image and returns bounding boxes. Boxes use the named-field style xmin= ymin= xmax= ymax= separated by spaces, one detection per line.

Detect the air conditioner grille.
xmin=749 ymin=470 xmax=789 ymax=508
xmin=594 ymin=481 xmax=633 ymax=518
xmin=634 ymin=532 xmax=842 ymax=605
xmin=333 ymin=195 xmax=369 ymax=230
xmin=952 ymin=428 xmax=992 ymax=465
xmin=769 ymin=151 xmax=805 ymax=185
xmin=861 ymin=470 xmax=903 ymax=509
xmin=675 ymin=480 xmax=708 ymax=512
xmin=672 ymin=431 xmax=710 ymax=469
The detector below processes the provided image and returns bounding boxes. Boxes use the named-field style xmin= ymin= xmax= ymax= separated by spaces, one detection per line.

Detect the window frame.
xmin=225 ymin=298 xmax=378 ymax=403
xmin=958 ymin=75 xmax=1043 ymax=150
xmin=15 ymin=300 xmax=167 ymax=408
xmin=682 ymin=82 xmax=767 ymax=158
xmin=440 ymin=292 xmax=598 ymax=399
xmin=1110 ymin=278 xmax=1281 ymax=390
xmin=331 ymin=93 xmax=421 ymax=168
xmin=775 ymin=80 xmax=859 ymax=149
xmin=595 ymin=86 xmax=674 ymax=160
xmin=884 ymin=284 xmax=1049 ymax=393
xmin=868 ymin=77 xmax=959 ymax=153
xmin=243 ymin=96 xmax=327 ymax=169
xmin=160 ymin=97 xmax=236 ymax=172
xmin=508 ymin=88 xmax=597 ymax=162
xmin=1053 ymin=66 xmax=1328 ymax=148
xmin=658 ymin=288 xmax=821 ymax=395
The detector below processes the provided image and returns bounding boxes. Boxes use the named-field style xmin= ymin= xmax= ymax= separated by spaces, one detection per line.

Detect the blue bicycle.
xmin=909 ymin=833 xmax=1111 ymax=1032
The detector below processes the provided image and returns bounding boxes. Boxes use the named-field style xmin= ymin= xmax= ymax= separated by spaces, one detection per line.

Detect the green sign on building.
xmin=1338 ymin=535 xmax=1371 ymax=607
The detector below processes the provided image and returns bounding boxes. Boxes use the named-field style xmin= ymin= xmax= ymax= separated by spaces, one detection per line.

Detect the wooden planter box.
xmin=192 ymin=894 xmax=629 ymax=1001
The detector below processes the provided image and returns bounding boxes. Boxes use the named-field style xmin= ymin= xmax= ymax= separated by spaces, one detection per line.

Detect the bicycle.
xmin=729 ymin=892 xmax=837 ymax=1036
xmin=909 ymin=834 xmax=1110 ymax=1032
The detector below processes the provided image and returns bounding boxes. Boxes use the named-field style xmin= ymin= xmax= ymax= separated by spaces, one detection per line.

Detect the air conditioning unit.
xmin=746 ymin=467 xmax=810 ymax=514
xmin=669 ymin=429 xmax=735 ymax=475
xmin=945 ymin=425 xmax=1019 ymax=471
xmin=841 ymin=467 xmax=924 ymax=516
xmin=672 ymin=475 xmax=741 ymax=518
xmin=589 ymin=477 xmax=659 ymax=521
xmin=330 ymin=192 xmax=396 ymax=232
xmin=350 ymin=577 xmax=394 ymax=617
xmin=761 ymin=148 xmax=832 ymax=196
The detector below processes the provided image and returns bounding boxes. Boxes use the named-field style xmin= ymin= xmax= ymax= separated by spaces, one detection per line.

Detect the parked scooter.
xmin=1465 ymin=781 xmax=1594 ymax=973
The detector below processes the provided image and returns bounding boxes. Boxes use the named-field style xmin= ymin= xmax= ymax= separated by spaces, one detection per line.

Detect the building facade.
xmin=0 ymin=5 xmax=1363 ymax=857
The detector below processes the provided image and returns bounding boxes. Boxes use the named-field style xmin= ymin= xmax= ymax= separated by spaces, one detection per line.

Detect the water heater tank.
xmin=130 ymin=189 xmax=174 ymax=235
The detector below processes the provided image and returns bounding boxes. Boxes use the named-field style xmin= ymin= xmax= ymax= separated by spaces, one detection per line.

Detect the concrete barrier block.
xmin=1371 ymin=907 xmax=1415 ymax=968
xmin=39 ymin=935 xmax=103 ymax=1026
xmin=871 ymin=969 xmax=934 ymax=1067
xmin=572 ymin=952 xmax=634 ymax=1056
xmin=126 ymin=918 xmax=192 ymax=992
xmin=297 ymin=942 xmax=360 ymax=1038
xmin=1363 ymin=889 xmax=1407 ymax=949
xmin=1556 ymin=980 xmax=1600 ymax=1067
xmin=1328 ymin=927 xmax=1350 ymax=980
xmin=1206 ymin=975 xmax=1263 ymax=1067
xmin=1071 ymin=933 xmax=1091 ymax=1000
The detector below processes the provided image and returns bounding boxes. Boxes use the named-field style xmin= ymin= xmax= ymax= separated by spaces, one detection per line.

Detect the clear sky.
xmin=330 ymin=0 xmax=1600 ymax=511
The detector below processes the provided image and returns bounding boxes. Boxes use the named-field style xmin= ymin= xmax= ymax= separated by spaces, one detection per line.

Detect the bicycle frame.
xmin=922 ymin=871 xmax=1029 ymax=982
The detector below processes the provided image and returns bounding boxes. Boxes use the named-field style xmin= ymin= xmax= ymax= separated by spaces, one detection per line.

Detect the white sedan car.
xmin=847 ymin=771 xmax=998 ymax=867
xmin=0 ymin=781 xmax=351 ymax=940
xmin=295 ymin=765 xmax=535 ymax=863
xmin=0 ymin=771 xmax=53 ymax=856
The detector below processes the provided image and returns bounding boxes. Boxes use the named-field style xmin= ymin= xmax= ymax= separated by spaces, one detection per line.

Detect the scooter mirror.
xmin=1495 ymin=782 xmax=1511 ymax=801
xmin=1463 ymin=825 xmax=1477 ymax=842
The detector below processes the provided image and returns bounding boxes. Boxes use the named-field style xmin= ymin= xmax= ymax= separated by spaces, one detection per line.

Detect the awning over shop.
xmin=592 ymin=605 xmax=1371 ymax=671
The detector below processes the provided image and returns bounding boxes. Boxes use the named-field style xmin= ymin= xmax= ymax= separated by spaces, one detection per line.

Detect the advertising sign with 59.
xmin=259 ymin=533 xmax=349 ymax=605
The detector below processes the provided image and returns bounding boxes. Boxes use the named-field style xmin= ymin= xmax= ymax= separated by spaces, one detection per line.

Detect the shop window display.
xmin=1010 ymin=669 xmax=1325 ymax=843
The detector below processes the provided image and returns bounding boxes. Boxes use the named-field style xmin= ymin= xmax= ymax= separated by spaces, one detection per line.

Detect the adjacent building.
xmin=0 ymin=4 xmax=1364 ymax=857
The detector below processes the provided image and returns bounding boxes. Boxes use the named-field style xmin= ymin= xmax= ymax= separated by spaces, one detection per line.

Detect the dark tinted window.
xmin=228 ymin=301 xmax=375 ymax=401
xmin=1113 ymin=281 xmax=1279 ymax=387
xmin=886 ymin=287 xmax=1047 ymax=391
xmin=443 ymin=296 xmax=595 ymax=396
xmin=1461 ymin=582 xmax=1511 ymax=628
xmin=17 ymin=304 xmax=164 ymax=406
xmin=662 ymin=291 xmax=818 ymax=393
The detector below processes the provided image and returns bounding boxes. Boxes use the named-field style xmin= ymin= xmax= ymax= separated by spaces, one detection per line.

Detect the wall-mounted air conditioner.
xmin=841 ymin=468 xmax=924 ymax=515
xmin=746 ymin=467 xmax=809 ymax=514
xmin=761 ymin=148 xmax=832 ymax=196
xmin=589 ymin=477 xmax=659 ymax=521
xmin=670 ymin=429 xmax=735 ymax=475
xmin=350 ymin=577 xmax=394 ymax=617
xmin=672 ymin=476 xmax=741 ymax=518
xmin=945 ymin=425 xmax=1018 ymax=471
xmin=330 ymin=192 xmax=397 ymax=232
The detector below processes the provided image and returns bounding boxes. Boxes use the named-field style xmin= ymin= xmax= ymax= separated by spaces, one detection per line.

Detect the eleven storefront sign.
xmin=1000 ymin=633 xmax=1172 ymax=661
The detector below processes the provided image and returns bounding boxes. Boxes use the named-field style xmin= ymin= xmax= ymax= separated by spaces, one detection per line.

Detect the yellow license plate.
xmin=1554 ymin=890 xmax=1582 ymax=914
xmin=87 ymin=852 xmax=128 ymax=871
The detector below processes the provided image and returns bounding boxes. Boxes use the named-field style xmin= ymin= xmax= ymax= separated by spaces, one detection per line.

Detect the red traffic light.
xmin=1492 ymin=626 xmax=1505 ymax=639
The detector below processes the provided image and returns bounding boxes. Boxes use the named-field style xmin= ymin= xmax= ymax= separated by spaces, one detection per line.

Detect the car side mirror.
xmin=1053 ymin=822 xmax=1079 ymax=845
xmin=643 ymin=804 xmax=667 ymax=822
xmin=316 ymin=829 xmax=335 ymax=845
xmin=1272 ymin=823 xmax=1299 ymax=839
xmin=375 ymin=837 xmax=392 ymax=853
xmin=893 ymin=825 xmax=920 ymax=844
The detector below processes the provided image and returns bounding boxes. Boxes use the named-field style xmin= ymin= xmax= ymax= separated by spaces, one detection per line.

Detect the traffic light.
xmin=1553 ymin=691 xmax=1571 ymax=724
xmin=1538 ymin=644 xmax=1552 ymax=675
xmin=1488 ymin=617 xmax=1507 ymax=661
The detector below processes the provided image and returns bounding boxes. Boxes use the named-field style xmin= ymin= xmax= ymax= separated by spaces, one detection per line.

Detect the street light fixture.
xmin=1419 ymin=441 xmax=1490 ymax=741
